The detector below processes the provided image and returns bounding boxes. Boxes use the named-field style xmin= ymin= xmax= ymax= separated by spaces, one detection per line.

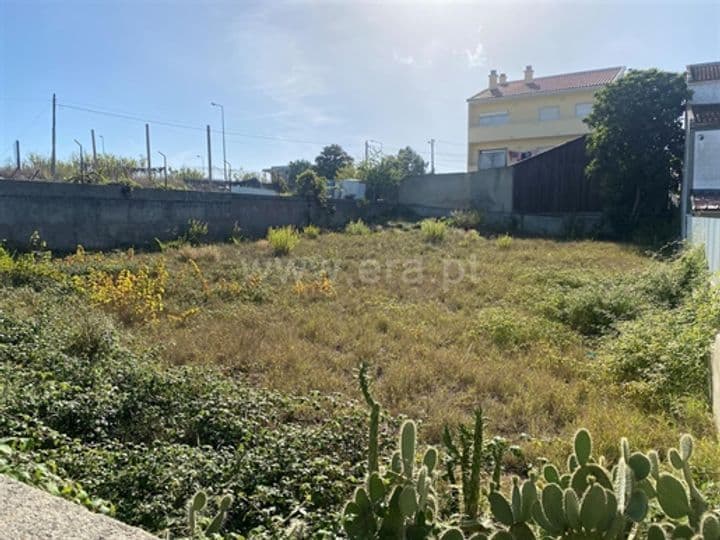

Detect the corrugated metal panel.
xmin=689 ymin=215 xmax=720 ymax=273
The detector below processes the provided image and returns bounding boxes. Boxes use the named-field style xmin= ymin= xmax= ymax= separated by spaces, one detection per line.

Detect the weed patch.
xmin=267 ymin=226 xmax=300 ymax=256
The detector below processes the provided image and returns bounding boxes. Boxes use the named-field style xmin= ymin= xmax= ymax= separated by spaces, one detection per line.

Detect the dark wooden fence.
xmin=512 ymin=135 xmax=601 ymax=213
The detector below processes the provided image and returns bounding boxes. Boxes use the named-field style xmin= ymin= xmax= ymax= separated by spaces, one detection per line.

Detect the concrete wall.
xmin=0 ymin=180 xmax=386 ymax=252
xmin=688 ymin=215 xmax=720 ymax=273
xmin=399 ymin=168 xmax=513 ymax=213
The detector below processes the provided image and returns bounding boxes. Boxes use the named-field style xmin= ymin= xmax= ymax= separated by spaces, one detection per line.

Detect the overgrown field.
xmin=1 ymin=224 xmax=719 ymax=537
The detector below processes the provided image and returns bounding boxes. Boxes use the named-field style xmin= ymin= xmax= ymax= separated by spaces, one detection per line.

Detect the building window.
xmin=478 ymin=111 xmax=509 ymax=126
xmin=478 ymin=149 xmax=507 ymax=169
xmin=575 ymin=103 xmax=592 ymax=118
xmin=538 ymin=106 xmax=560 ymax=121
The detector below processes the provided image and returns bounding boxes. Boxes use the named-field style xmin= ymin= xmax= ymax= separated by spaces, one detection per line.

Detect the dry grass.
xmin=175 ymin=244 xmax=222 ymax=262
xmin=68 ymin=227 xmax=718 ymax=468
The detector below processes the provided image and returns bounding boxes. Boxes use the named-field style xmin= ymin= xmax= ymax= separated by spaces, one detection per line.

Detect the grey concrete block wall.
xmin=398 ymin=168 xmax=513 ymax=213
xmin=0 ymin=180 xmax=388 ymax=252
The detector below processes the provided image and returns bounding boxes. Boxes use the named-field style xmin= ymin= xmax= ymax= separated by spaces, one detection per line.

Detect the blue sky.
xmin=1 ymin=0 xmax=719 ymax=175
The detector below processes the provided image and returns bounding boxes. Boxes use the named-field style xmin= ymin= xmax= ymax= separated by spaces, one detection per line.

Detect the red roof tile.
xmin=688 ymin=62 xmax=720 ymax=82
xmin=468 ymin=66 xmax=625 ymax=101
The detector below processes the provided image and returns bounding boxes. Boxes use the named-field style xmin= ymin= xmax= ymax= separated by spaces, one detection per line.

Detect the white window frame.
xmin=538 ymin=106 xmax=560 ymax=121
xmin=477 ymin=111 xmax=509 ymax=126
xmin=478 ymin=148 xmax=507 ymax=170
xmin=575 ymin=103 xmax=593 ymax=118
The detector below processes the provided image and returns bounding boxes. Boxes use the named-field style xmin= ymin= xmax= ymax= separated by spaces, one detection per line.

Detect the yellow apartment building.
xmin=467 ymin=65 xmax=625 ymax=171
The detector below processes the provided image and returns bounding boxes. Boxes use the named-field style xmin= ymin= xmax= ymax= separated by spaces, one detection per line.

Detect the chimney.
xmin=524 ymin=65 xmax=534 ymax=83
xmin=499 ymin=73 xmax=507 ymax=85
xmin=489 ymin=69 xmax=498 ymax=90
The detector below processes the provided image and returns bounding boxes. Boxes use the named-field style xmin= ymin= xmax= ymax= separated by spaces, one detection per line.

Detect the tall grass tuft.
xmin=495 ymin=234 xmax=513 ymax=249
xmin=267 ymin=226 xmax=300 ymax=256
xmin=420 ymin=218 xmax=447 ymax=243
xmin=303 ymin=225 xmax=321 ymax=239
xmin=345 ymin=219 xmax=371 ymax=235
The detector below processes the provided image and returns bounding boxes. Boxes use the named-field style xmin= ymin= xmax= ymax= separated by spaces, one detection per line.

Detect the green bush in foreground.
xmin=266 ymin=225 xmax=300 ymax=255
xmin=0 ymin=304 xmax=380 ymax=536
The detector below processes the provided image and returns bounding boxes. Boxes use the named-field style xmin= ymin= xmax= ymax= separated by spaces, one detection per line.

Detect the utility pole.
xmin=428 ymin=138 xmax=436 ymax=174
xmin=158 ymin=151 xmax=168 ymax=188
xmin=145 ymin=123 xmax=152 ymax=182
xmin=73 ymin=139 xmax=83 ymax=182
xmin=364 ymin=140 xmax=382 ymax=164
xmin=91 ymin=129 xmax=97 ymax=167
xmin=211 ymin=102 xmax=227 ymax=181
xmin=51 ymin=93 xmax=56 ymax=178
xmin=14 ymin=140 xmax=20 ymax=171
xmin=206 ymin=124 xmax=213 ymax=181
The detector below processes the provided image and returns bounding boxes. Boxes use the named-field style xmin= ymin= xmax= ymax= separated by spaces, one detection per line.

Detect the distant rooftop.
xmin=688 ymin=61 xmax=720 ymax=82
xmin=468 ymin=66 xmax=625 ymax=101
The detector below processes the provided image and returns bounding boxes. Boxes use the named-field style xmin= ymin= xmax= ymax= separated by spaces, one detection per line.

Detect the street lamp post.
xmin=99 ymin=135 xmax=105 ymax=154
xmin=158 ymin=151 xmax=168 ymax=188
xmin=225 ymin=160 xmax=232 ymax=183
xmin=196 ymin=154 xmax=204 ymax=171
xmin=210 ymin=101 xmax=227 ymax=181
xmin=73 ymin=139 xmax=84 ymax=182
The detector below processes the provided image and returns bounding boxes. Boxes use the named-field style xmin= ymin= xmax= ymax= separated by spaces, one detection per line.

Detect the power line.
xmin=57 ymin=102 xmax=362 ymax=149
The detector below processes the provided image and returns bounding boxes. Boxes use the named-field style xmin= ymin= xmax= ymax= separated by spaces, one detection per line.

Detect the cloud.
xmin=228 ymin=9 xmax=340 ymax=130
xmin=393 ymin=51 xmax=415 ymax=65
xmin=465 ymin=42 xmax=486 ymax=68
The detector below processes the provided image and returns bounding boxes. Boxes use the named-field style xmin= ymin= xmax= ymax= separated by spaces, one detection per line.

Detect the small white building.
xmin=683 ymin=61 xmax=720 ymax=272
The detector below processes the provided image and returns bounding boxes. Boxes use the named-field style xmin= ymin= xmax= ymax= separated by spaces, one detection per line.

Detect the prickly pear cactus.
xmin=185 ymin=490 xmax=233 ymax=538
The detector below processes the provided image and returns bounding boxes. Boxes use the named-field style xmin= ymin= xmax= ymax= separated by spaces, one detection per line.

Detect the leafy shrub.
xmin=345 ymin=219 xmax=371 ymax=235
xmin=0 ymin=247 xmax=65 ymax=289
xmin=604 ymin=285 xmax=720 ymax=414
xmin=495 ymin=234 xmax=513 ymax=249
xmin=472 ymin=307 xmax=576 ymax=351
xmin=185 ymin=219 xmax=209 ymax=246
xmin=543 ymin=279 xmax=641 ymax=336
xmin=267 ymin=226 xmax=300 ymax=256
xmin=73 ymin=260 xmax=168 ymax=323
xmin=448 ymin=209 xmax=483 ymax=229
xmin=0 ymin=305 xmax=385 ymax=536
xmin=639 ymin=246 xmax=707 ymax=308
xmin=420 ymin=218 xmax=447 ymax=243
xmin=0 ymin=438 xmax=114 ymax=515
xmin=303 ymin=224 xmax=321 ymax=238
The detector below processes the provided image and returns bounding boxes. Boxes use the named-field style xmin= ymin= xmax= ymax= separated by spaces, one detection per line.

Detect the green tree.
xmin=335 ymin=163 xmax=363 ymax=180
xmin=364 ymin=156 xmax=403 ymax=201
xmin=287 ymin=159 xmax=313 ymax=191
xmin=585 ymin=69 xmax=690 ymax=239
xmin=295 ymin=168 xmax=328 ymax=205
xmin=314 ymin=144 xmax=354 ymax=180
xmin=396 ymin=146 xmax=426 ymax=177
